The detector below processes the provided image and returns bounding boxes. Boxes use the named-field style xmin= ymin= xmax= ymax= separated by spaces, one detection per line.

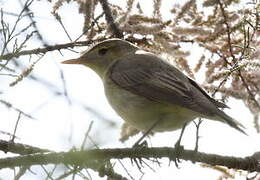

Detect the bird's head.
xmin=62 ymin=39 xmax=139 ymax=77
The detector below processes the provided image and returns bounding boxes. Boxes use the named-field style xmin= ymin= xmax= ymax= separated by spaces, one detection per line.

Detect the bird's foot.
xmin=132 ymin=139 xmax=148 ymax=148
xmin=171 ymin=140 xmax=184 ymax=168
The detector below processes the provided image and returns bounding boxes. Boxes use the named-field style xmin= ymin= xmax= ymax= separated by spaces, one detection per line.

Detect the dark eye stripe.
xmin=98 ymin=48 xmax=108 ymax=55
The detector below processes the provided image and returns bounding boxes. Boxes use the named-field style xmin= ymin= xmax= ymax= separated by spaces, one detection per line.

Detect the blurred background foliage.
xmin=0 ymin=0 xmax=259 ymax=179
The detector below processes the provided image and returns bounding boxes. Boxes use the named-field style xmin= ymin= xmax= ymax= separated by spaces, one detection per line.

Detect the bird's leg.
xmin=174 ymin=122 xmax=187 ymax=149
xmin=132 ymin=120 xmax=160 ymax=148
xmin=172 ymin=122 xmax=187 ymax=167
xmin=131 ymin=120 xmax=160 ymax=170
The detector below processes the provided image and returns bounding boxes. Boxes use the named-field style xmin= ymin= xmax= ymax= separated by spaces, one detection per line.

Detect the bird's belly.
xmin=104 ymin=80 xmax=197 ymax=132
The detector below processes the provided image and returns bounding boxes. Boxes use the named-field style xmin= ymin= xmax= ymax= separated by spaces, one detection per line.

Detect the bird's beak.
xmin=61 ymin=57 xmax=84 ymax=64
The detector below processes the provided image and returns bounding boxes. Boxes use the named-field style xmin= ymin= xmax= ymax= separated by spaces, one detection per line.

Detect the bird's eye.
xmin=98 ymin=48 xmax=108 ymax=56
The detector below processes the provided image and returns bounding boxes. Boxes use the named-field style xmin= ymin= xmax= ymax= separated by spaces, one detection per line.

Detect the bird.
xmin=62 ymin=38 xmax=245 ymax=135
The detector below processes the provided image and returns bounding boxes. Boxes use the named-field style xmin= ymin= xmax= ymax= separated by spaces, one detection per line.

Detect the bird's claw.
xmin=171 ymin=140 xmax=184 ymax=168
xmin=133 ymin=140 xmax=148 ymax=148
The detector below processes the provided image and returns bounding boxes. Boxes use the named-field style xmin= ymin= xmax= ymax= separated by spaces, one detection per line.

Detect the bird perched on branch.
xmin=62 ymin=38 xmax=245 ymax=135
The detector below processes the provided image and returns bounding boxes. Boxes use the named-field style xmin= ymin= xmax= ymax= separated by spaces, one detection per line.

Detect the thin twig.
xmin=74 ymin=12 xmax=105 ymax=42
xmin=81 ymin=121 xmax=94 ymax=150
xmin=217 ymin=0 xmax=236 ymax=62
xmin=11 ymin=112 xmax=22 ymax=142
xmin=217 ymin=0 xmax=260 ymax=110
xmin=18 ymin=0 xmax=48 ymax=46
xmin=0 ymin=99 xmax=35 ymax=120
xmin=98 ymin=0 xmax=123 ymax=38
xmin=55 ymin=14 xmax=73 ymax=42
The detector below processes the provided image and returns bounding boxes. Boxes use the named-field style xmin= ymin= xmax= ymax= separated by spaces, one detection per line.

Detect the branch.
xmin=0 ymin=139 xmax=51 ymax=155
xmin=0 ymin=39 xmax=106 ymax=60
xmin=0 ymin=140 xmax=128 ymax=180
xmin=217 ymin=0 xmax=235 ymax=62
xmin=0 ymin=143 xmax=259 ymax=172
xmin=98 ymin=0 xmax=123 ymax=38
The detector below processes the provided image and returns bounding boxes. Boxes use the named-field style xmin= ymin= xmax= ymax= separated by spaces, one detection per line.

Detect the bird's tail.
xmin=215 ymin=109 xmax=247 ymax=135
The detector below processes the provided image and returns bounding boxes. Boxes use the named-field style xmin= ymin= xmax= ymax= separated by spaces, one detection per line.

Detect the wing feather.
xmin=109 ymin=54 xmax=214 ymax=116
